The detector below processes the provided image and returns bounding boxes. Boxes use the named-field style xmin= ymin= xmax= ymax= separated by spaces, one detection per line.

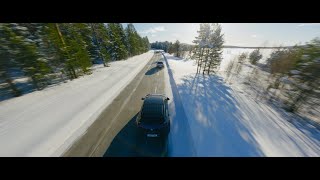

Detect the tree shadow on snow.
xmin=0 ymin=81 xmax=36 ymax=102
xmin=163 ymin=56 xmax=196 ymax=157
xmin=177 ymin=74 xmax=265 ymax=156
xmin=266 ymin=102 xmax=320 ymax=144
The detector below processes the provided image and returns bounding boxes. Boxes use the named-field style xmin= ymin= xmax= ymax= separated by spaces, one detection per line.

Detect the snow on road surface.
xmin=0 ymin=51 xmax=154 ymax=157
xmin=164 ymin=53 xmax=320 ymax=157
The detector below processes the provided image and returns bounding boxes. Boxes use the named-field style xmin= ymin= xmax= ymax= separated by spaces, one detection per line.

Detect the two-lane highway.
xmin=63 ymin=53 xmax=165 ymax=157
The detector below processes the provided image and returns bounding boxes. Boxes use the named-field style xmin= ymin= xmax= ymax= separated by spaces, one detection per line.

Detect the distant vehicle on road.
xmin=154 ymin=50 xmax=164 ymax=54
xmin=136 ymin=94 xmax=170 ymax=139
xmin=156 ymin=61 xmax=164 ymax=68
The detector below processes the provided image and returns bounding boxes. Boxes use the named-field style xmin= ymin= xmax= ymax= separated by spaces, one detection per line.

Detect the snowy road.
xmin=104 ymin=53 xmax=167 ymax=157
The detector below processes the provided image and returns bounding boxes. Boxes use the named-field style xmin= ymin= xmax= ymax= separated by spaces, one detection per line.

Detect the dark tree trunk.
xmin=203 ymin=49 xmax=210 ymax=75
xmin=1 ymin=72 xmax=21 ymax=97
xmin=198 ymin=48 xmax=204 ymax=74
xmin=31 ymin=76 xmax=40 ymax=90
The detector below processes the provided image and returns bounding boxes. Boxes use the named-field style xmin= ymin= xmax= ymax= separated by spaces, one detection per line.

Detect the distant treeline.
xmin=222 ymin=46 xmax=295 ymax=49
xmin=150 ymin=41 xmax=194 ymax=56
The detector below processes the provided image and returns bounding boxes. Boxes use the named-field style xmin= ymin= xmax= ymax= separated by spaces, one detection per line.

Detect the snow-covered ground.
xmin=163 ymin=55 xmax=196 ymax=157
xmin=163 ymin=53 xmax=320 ymax=157
xmin=220 ymin=48 xmax=320 ymax=124
xmin=220 ymin=48 xmax=273 ymax=71
xmin=0 ymin=51 xmax=154 ymax=157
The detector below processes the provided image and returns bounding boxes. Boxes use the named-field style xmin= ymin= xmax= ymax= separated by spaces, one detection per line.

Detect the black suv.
xmin=136 ymin=94 xmax=170 ymax=138
xmin=156 ymin=61 xmax=164 ymax=68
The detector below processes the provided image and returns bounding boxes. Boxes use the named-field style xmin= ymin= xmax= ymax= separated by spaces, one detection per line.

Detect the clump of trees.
xmin=0 ymin=23 xmax=150 ymax=98
xmin=249 ymin=48 xmax=262 ymax=65
xmin=150 ymin=41 xmax=194 ymax=58
xmin=236 ymin=52 xmax=248 ymax=74
xmin=192 ymin=23 xmax=224 ymax=75
xmin=228 ymin=39 xmax=320 ymax=115
xmin=150 ymin=41 xmax=172 ymax=52
xmin=265 ymin=39 xmax=320 ymax=112
xmin=246 ymin=49 xmax=263 ymax=84
xmin=225 ymin=52 xmax=250 ymax=83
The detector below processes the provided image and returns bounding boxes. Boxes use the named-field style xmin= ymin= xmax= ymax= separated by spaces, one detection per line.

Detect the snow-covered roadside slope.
xmin=162 ymin=54 xmax=196 ymax=157
xmin=0 ymin=51 xmax=154 ymax=157
xmin=164 ymin=53 xmax=320 ymax=157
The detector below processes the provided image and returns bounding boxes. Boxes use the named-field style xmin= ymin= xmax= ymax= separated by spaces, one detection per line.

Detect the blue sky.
xmin=122 ymin=23 xmax=320 ymax=46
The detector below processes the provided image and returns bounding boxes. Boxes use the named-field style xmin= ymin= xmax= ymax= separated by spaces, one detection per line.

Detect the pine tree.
xmin=164 ymin=41 xmax=170 ymax=52
xmin=235 ymin=52 xmax=248 ymax=75
xmin=125 ymin=23 xmax=140 ymax=56
xmin=206 ymin=23 xmax=224 ymax=75
xmin=41 ymin=23 xmax=70 ymax=82
xmin=193 ymin=23 xmax=224 ymax=75
xmin=249 ymin=48 xmax=263 ymax=65
xmin=22 ymin=23 xmax=61 ymax=85
xmin=44 ymin=23 xmax=77 ymax=79
xmin=5 ymin=23 xmax=52 ymax=90
xmin=136 ymin=35 xmax=144 ymax=54
xmin=90 ymin=23 xmax=112 ymax=66
xmin=66 ymin=23 xmax=92 ymax=75
xmin=50 ymin=23 xmax=92 ymax=77
xmin=173 ymin=40 xmax=181 ymax=57
xmin=168 ymin=42 xmax=174 ymax=54
xmin=74 ymin=23 xmax=98 ymax=64
xmin=192 ymin=23 xmax=211 ymax=74
xmin=238 ymin=52 xmax=248 ymax=63
xmin=106 ymin=23 xmax=129 ymax=61
xmin=142 ymin=36 xmax=150 ymax=52
xmin=286 ymin=38 xmax=320 ymax=112
xmin=117 ymin=24 xmax=129 ymax=59
xmin=0 ymin=23 xmax=22 ymax=96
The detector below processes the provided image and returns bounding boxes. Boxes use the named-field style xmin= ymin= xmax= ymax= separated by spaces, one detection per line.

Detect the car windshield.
xmin=157 ymin=62 xmax=163 ymax=64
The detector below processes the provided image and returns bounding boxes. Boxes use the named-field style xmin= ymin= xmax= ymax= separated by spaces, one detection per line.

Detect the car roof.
xmin=141 ymin=103 xmax=164 ymax=118
xmin=144 ymin=95 xmax=164 ymax=105
xmin=142 ymin=95 xmax=165 ymax=118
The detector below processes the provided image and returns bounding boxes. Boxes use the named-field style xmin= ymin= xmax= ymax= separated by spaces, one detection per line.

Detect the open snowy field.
xmin=163 ymin=53 xmax=320 ymax=157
